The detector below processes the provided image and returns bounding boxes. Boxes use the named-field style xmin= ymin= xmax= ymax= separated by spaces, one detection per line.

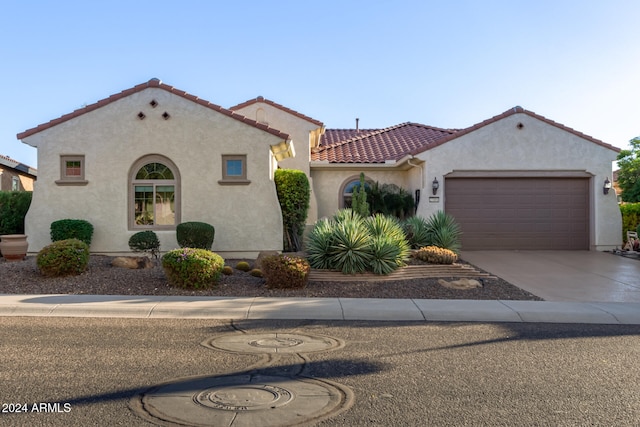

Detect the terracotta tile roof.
xmin=410 ymin=106 xmax=620 ymax=156
xmin=312 ymin=123 xmax=457 ymax=163
xmin=17 ymin=79 xmax=291 ymax=142
xmin=229 ymin=96 xmax=324 ymax=128
xmin=0 ymin=154 xmax=37 ymax=175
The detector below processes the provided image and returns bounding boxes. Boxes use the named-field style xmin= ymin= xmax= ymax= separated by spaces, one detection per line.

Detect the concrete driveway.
xmin=461 ymin=250 xmax=640 ymax=303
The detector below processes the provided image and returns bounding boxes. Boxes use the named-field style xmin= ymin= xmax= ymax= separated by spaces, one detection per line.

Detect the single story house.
xmin=17 ymin=79 xmax=621 ymax=256
xmin=0 ymin=154 xmax=37 ymax=191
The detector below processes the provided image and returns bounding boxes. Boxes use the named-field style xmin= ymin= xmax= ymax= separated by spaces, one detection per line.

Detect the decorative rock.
xmin=437 ymin=278 xmax=482 ymax=290
xmin=112 ymin=256 xmax=153 ymax=269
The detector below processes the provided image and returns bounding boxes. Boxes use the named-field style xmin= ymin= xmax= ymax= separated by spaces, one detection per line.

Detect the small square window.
xmin=219 ymin=154 xmax=250 ymax=185
xmin=56 ymin=155 xmax=88 ymax=186
xmin=226 ymin=159 xmax=243 ymax=177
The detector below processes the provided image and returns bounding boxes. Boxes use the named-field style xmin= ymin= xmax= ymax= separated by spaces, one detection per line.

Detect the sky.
xmin=1 ymin=0 xmax=638 ymax=169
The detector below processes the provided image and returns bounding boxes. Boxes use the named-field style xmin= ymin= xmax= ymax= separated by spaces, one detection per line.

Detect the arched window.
xmin=340 ymin=175 xmax=371 ymax=209
xmin=129 ymin=155 xmax=180 ymax=229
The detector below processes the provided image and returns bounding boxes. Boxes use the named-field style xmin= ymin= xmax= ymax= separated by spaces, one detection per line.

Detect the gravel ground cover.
xmin=0 ymin=255 xmax=542 ymax=300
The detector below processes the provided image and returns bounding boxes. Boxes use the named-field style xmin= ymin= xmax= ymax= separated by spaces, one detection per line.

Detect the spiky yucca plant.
xmin=403 ymin=216 xmax=431 ymax=249
xmin=327 ymin=216 xmax=372 ymax=274
xmin=425 ymin=211 xmax=462 ymax=254
xmin=306 ymin=210 xmax=410 ymax=275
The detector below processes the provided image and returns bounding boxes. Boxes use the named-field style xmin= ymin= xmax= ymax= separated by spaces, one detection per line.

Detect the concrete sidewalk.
xmin=1 ymin=294 xmax=640 ymax=324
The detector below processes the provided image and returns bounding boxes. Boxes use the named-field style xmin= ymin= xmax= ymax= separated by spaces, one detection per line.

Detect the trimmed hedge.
xmin=274 ymin=169 xmax=310 ymax=252
xmin=176 ymin=221 xmax=215 ymax=250
xmin=0 ymin=191 xmax=32 ymax=235
xmin=50 ymin=219 xmax=94 ymax=246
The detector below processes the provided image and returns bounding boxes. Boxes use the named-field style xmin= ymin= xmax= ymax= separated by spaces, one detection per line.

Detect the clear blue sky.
xmin=1 ymin=0 xmax=638 ymax=169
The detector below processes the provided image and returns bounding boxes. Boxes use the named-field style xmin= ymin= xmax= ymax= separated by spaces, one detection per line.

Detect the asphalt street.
xmin=1 ymin=317 xmax=639 ymax=426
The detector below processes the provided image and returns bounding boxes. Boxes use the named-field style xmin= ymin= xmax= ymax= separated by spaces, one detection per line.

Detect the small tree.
xmin=351 ymin=173 xmax=370 ymax=217
xmin=617 ymin=136 xmax=640 ymax=202
xmin=274 ymin=169 xmax=310 ymax=252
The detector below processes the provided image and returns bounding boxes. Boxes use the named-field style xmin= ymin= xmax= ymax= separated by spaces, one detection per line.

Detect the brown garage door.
xmin=445 ymin=177 xmax=589 ymax=250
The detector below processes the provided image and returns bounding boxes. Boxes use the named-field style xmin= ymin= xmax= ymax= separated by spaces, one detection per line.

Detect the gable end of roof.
xmin=17 ymin=79 xmax=290 ymax=141
xmin=410 ymin=106 xmax=620 ymax=155
xmin=229 ymin=96 xmax=324 ymax=128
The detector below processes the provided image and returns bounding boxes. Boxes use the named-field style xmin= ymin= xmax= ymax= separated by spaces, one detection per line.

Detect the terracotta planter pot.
xmin=0 ymin=234 xmax=29 ymax=262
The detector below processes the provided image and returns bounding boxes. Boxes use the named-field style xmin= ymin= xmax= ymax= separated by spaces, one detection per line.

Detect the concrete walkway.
xmin=461 ymin=250 xmax=640 ymax=302
xmin=1 ymin=294 xmax=640 ymax=325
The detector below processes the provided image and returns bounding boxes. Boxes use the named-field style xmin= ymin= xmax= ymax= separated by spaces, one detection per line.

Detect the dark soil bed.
xmin=0 ymin=255 xmax=543 ymax=301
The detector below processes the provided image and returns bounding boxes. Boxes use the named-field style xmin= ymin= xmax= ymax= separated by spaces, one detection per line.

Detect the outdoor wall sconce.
xmin=603 ymin=177 xmax=612 ymax=195
xmin=432 ymin=177 xmax=440 ymax=195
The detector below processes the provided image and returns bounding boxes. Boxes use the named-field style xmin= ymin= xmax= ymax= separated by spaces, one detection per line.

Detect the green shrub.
xmin=365 ymin=214 xmax=410 ymax=275
xmin=351 ymin=172 xmax=370 ymax=217
xmin=128 ymin=231 xmax=160 ymax=258
xmin=222 ymin=266 xmax=234 ymax=275
xmin=274 ymin=169 xmax=310 ymax=252
xmin=260 ymin=254 xmax=310 ymax=289
xmin=620 ymin=203 xmax=640 ymax=242
xmin=403 ymin=216 xmax=430 ymax=249
xmin=249 ymin=268 xmax=263 ymax=278
xmin=36 ymin=238 xmax=90 ymax=277
xmin=0 ymin=191 xmax=32 ymax=235
xmin=424 ymin=211 xmax=463 ymax=254
xmin=306 ymin=209 xmax=410 ymax=275
xmin=50 ymin=219 xmax=94 ymax=246
xmin=176 ymin=221 xmax=215 ymax=250
xmin=235 ymin=261 xmax=251 ymax=272
xmin=415 ymin=246 xmax=458 ymax=264
xmin=161 ymin=248 xmax=224 ymax=289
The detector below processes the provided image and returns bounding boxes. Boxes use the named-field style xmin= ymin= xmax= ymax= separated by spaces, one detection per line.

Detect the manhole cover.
xmin=203 ymin=333 xmax=344 ymax=354
xmin=131 ymin=374 xmax=353 ymax=427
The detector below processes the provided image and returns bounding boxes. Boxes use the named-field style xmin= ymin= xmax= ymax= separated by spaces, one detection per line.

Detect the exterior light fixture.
xmin=603 ymin=177 xmax=612 ymax=195
xmin=432 ymin=177 xmax=440 ymax=195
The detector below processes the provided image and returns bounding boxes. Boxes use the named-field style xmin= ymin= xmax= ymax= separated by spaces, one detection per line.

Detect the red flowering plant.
xmin=260 ymin=254 xmax=311 ymax=289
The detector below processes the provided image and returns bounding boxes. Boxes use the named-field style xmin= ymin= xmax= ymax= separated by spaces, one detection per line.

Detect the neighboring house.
xmin=0 ymin=154 xmax=37 ymax=191
xmin=17 ymin=79 xmax=622 ymax=255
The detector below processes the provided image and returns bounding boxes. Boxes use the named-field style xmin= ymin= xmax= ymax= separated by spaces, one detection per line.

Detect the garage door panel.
xmin=445 ymin=178 xmax=589 ymax=250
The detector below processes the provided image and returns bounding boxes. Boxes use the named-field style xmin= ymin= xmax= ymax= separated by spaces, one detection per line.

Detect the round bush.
xmin=235 ymin=261 xmax=251 ymax=272
xmin=176 ymin=221 xmax=215 ymax=250
xmin=128 ymin=230 xmax=160 ymax=257
xmin=222 ymin=265 xmax=234 ymax=275
xmin=261 ymin=254 xmax=310 ymax=289
xmin=50 ymin=219 xmax=94 ymax=246
xmin=162 ymin=248 xmax=224 ymax=289
xmin=36 ymin=238 xmax=90 ymax=277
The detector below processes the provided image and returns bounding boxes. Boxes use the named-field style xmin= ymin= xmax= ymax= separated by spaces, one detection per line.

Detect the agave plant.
xmin=425 ymin=211 xmax=462 ymax=253
xmin=327 ymin=216 xmax=372 ymax=274
xmin=403 ymin=216 xmax=431 ymax=249
xmin=365 ymin=214 xmax=410 ymax=274
xmin=306 ymin=209 xmax=410 ymax=275
xmin=305 ymin=218 xmax=335 ymax=270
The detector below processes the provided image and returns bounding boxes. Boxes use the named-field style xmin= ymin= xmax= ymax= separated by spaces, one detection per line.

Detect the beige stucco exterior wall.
xmin=232 ymin=102 xmax=324 ymax=225
xmin=310 ymin=166 xmax=420 ymax=220
xmin=21 ymin=87 xmax=285 ymax=257
xmin=413 ymin=112 xmax=621 ymax=250
xmin=0 ymin=167 xmax=35 ymax=191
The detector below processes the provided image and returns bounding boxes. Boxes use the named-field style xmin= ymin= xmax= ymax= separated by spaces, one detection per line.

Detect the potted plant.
xmin=0 ymin=234 xmax=29 ymax=261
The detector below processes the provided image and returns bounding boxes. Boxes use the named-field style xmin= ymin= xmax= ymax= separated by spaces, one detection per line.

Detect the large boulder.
xmin=111 ymin=256 xmax=153 ymax=269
